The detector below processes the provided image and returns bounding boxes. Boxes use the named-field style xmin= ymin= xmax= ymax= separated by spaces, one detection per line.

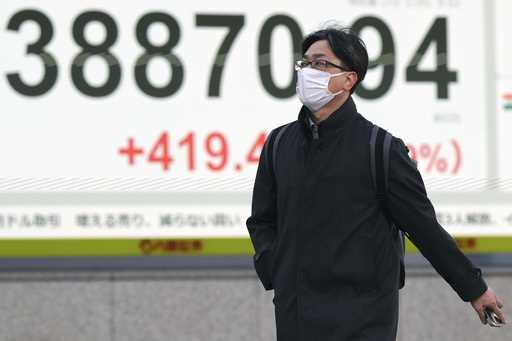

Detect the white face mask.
xmin=296 ymin=67 xmax=348 ymax=112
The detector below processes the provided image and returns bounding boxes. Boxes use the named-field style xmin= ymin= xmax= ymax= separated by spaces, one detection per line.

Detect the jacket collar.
xmin=298 ymin=96 xmax=358 ymax=139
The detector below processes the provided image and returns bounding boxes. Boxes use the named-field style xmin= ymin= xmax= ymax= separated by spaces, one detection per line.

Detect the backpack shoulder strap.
xmin=370 ymin=123 xmax=406 ymax=289
xmin=369 ymin=124 xmax=393 ymax=197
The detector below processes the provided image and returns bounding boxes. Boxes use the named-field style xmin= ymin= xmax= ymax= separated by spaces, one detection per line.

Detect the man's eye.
xmin=313 ymin=60 xmax=326 ymax=68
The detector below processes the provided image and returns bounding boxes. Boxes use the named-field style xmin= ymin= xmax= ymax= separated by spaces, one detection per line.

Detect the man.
xmin=246 ymin=27 xmax=507 ymax=340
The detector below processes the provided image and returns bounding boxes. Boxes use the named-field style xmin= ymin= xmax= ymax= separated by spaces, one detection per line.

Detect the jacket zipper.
xmin=312 ymin=123 xmax=319 ymax=140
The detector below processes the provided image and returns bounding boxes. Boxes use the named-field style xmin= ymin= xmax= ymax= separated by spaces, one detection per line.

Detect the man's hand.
xmin=471 ymin=287 xmax=506 ymax=325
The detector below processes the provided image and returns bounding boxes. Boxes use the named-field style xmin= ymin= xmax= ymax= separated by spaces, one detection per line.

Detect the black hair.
xmin=302 ymin=26 xmax=369 ymax=94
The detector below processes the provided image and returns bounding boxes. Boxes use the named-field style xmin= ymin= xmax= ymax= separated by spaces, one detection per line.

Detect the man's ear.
xmin=345 ymin=72 xmax=358 ymax=92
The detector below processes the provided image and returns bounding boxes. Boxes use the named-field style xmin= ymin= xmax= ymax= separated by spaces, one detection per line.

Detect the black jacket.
xmin=246 ymin=97 xmax=488 ymax=341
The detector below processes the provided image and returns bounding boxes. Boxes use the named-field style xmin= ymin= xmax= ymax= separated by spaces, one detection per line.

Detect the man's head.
xmin=300 ymin=27 xmax=369 ymax=95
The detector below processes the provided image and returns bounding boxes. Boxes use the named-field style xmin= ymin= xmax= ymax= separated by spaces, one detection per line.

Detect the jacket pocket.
xmin=253 ymin=247 xmax=275 ymax=290
xmin=330 ymin=233 xmax=379 ymax=294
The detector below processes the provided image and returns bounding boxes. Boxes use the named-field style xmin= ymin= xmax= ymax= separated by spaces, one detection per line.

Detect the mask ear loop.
xmin=329 ymin=71 xmax=349 ymax=95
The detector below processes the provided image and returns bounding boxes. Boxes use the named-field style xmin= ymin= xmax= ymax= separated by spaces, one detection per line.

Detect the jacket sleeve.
xmin=386 ymin=136 xmax=488 ymax=302
xmin=246 ymin=129 xmax=278 ymax=290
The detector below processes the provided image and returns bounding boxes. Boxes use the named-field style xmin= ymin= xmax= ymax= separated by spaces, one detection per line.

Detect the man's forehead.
xmin=303 ymin=41 xmax=336 ymax=59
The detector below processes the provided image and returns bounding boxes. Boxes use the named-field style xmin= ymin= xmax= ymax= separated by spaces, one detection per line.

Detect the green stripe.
xmin=0 ymin=236 xmax=511 ymax=257
xmin=0 ymin=238 xmax=254 ymax=257
xmin=504 ymin=103 xmax=512 ymax=110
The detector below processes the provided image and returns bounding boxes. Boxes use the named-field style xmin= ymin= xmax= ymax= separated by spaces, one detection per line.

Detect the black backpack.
xmin=268 ymin=122 xmax=406 ymax=289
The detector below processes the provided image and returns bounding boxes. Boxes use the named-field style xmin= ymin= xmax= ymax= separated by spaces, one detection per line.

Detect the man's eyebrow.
xmin=303 ymin=53 xmax=327 ymax=59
